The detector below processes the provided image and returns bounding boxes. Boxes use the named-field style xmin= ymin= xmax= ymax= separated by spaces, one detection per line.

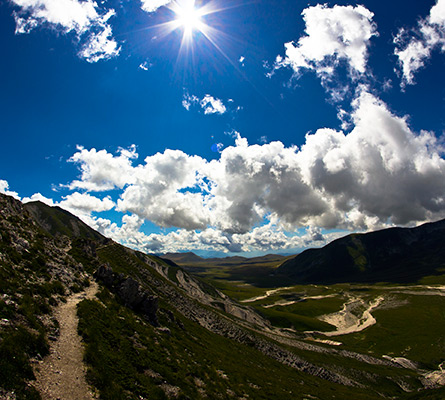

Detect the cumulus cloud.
xmin=0 ymin=179 xmax=20 ymax=200
xmin=140 ymin=0 xmax=173 ymax=13
xmin=5 ymin=86 xmax=441 ymax=255
xmin=66 ymin=89 xmax=445 ymax=245
xmin=93 ymin=220 xmax=333 ymax=255
xmin=200 ymin=95 xmax=227 ymax=115
xmin=394 ymin=0 xmax=445 ymax=87
xmin=59 ymin=192 xmax=114 ymax=214
xmin=22 ymin=192 xmax=55 ymax=206
xmin=116 ymin=149 xmax=210 ymax=230
xmin=11 ymin=0 xmax=120 ymax=62
xmin=274 ymin=4 xmax=377 ymax=80
xmin=22 ymin=191 xmax=114 ymax=216
xmin=297 ymin=89 xmax=445 ymax=228
xmin=68 ymin=145 xmax=138 ymax=191
xmin=182 ymin=93 xmax=227 ymax=115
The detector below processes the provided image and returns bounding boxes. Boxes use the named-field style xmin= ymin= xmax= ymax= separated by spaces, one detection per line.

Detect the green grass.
xmin=0 ymin=327 xmax=47 ymax=400
xmin=97 ymin=244 xmax=149 ymax=278
xmin=200 ymin=271 xmax=445 ymax=382
xmin=77 ymin=286 xmax=389 ymax=400
xmin=207 ymin=279 xmax=268 ymax=301
xmin=255 ymin=305 xmax=335 ymax=331
xmin=335 ymin=292 xmax=445 ymax=368
xmin=180 ymin=258 xmax=293 ymax=288
xmin=251 ymin=294 xmax=345 ymax=331
xmin=417 ymin=273 xmax=445 ymax=285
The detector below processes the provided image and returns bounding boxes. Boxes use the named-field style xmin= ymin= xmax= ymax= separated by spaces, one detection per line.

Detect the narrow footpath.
xmin=33 ymin=281 xmax=99 ymax=400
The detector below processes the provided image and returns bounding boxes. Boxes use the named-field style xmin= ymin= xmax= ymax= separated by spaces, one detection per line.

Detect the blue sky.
xmin=1 ymin=0 xmax=445 ymax=257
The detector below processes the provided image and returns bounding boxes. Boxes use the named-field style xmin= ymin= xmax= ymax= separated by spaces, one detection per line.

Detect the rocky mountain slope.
xmin=1 ymin=193 xmax=444 ymax=399
xmin=276 ymin=219 xmax=445 ymax=284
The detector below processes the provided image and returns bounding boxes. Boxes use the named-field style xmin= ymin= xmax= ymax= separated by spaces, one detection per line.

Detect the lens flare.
xmin=143 ymin=0 xmax=249 ymax=72
xmin=174 ymin=1 xmax=205 ymax=36
xmin=171 ymin=0 xmax=207 ymax=39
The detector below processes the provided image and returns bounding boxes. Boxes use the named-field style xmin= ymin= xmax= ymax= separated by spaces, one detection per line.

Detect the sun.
xmin=150 ymin=0 xmax=243 ymax=64
xmin=171 ymin=0 xmax=206 ymax=38
xmin=175 ymin=1 xmax=204 ymax=35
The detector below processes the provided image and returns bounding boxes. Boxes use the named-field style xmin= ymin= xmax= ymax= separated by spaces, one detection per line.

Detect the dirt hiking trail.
xmin=33 ymin=281 xmax=98 ymax=400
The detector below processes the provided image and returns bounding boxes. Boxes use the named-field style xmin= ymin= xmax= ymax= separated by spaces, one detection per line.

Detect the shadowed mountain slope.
xmin=276 ymin=219 xmax=445 ymax=284
xmin=24 ymin=201 xmax=107 ymax=243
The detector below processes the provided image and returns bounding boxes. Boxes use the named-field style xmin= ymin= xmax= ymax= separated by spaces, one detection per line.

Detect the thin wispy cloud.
xmin=11 ymin=0 xmax=120 ymax=62
xmin=140 ymin=0 xmax=173 ymax=13
xmin=394 ymin=0 xmax=445 ymax=87
xmin=139 ymin=61 xmax=152 ymax=71
xmin=182 ymin=93 xmax=227 ymax=115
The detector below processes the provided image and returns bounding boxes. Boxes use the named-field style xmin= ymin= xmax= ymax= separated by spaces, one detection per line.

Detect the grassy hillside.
xmin=164 ymin=252 xmax=293 ymax=287
xmin=276 ymin=219 xmax=445 ymax=284
xmin=0 ymin=195 xmax=92 ymax=399
xmin=24 ymin=201 xmax=107 ymax=243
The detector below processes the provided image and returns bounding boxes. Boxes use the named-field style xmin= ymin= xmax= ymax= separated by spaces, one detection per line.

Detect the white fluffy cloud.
xmin=275 ymin=4 xmax=377 ymax=79
xmin=11 ymin=0 xmax=120 ymax=62
xmin=182 ymin=93 xmax=227 ymax=115
xmin=22 ymin=191 xmax=114 ymax=218
xmin=200 ymin=95 xmax=227 ymax=115
xmin=6 ymin=85 xmax=445 ymax=255
xmin=66 ymin=89 xmax=445 ymax=244
xmin=140 ymin=0 xmax=173 ymax=13
xmin=94 ymin=221 xmax=337 ymax=255
xmin=139 ymin=60 xmax=152 ymax=71
xmin=182 ymin=93 xmax=199 ymax=111
xmin=394 ymin=0 xmax=445 ymax=86
xmin=296 ymin=89 xmax=445 ymax=228
xmin=116 ymin=150 xmax=210 ymax=230
xmin=0 ymin=180 xmax=20 ymax=200
xmin=68 ymin=145 xmax=138 ymax=191
xmin=430 ymin=0 xmax=445 ymax=25
xmin=22 ymin=192 xmax=55 ymax=206
xmin=59 ymin=192 xmax=114 ymax=214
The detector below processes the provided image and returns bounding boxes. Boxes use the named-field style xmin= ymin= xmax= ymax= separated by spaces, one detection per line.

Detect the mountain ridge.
xmin=276 ymin=218 xmax=445 ymax=284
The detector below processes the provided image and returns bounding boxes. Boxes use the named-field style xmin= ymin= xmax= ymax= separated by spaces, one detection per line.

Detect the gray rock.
xmin=95 ymin=265 xmax=159 ymax=326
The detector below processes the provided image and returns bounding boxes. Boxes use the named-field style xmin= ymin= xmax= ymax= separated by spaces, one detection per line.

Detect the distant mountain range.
xmin=163 ymin=252 xmax=288 ymax=266
xmin=166 ymin=219 xmax=445 ymax=285
xmin=276 ymin=219 xmax=445 ymax=284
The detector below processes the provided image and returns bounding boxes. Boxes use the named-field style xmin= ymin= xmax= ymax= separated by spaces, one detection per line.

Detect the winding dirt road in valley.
xmin=33 ymin=281 xmax=98 ymax=400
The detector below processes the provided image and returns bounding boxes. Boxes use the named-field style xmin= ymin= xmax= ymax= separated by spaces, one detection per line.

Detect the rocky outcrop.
xmin=94 ymin=265 xmax=159 ymax=326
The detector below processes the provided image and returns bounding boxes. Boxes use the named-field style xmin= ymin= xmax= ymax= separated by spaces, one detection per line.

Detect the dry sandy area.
xmin=241 ymin=287 xmax=294 ymax=303
xmin=33 ymin=281 xmax=98 ymax=400
xmin=318 ymin=296 xmax=384 ymax=337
